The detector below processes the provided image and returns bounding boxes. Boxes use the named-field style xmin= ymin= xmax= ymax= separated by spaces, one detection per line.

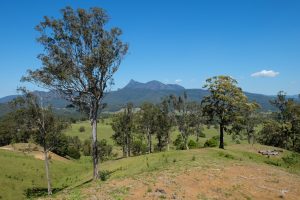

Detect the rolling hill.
xmin=0 ymin=79 xmax=291 ymax=117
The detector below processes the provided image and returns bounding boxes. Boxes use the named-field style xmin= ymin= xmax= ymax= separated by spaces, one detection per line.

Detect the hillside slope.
xmin=42 ymin=144 xmax=300 ymax=200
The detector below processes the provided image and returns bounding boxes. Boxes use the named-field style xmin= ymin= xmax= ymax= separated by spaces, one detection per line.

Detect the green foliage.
xmin=67 ymin=146 xmax=81 ymax=159
xmin=24 ymin=187 xmax=63 ymax=198
xmin=81 ymin=139 xmax=113 ymax=161
xmin=258 ymin=120 xmax=286 ymax=148
xmin=99 ymin=170 xmax=111 ymax=181
xmin=155 ymin=99 xmax=173 ymax=152
xmin=204 ymin=136 xmax=218 ymax=148
xmin=218 ymin=151 xmax=235 ymax=160
xmin=168 ymin=93 xmax=200 ymax=150
xmin=79 ymin=126 xmax=85 ymax=132
xmin=82 ymin=139 xmax=92 ymax=156
xmin=260 ymin=91 xmax=300 ymax=152
xmin=98 ymin=139 xmax=113 ymax=161
xmin=264 ymin=160 xmax=281 ymax=166
xmin=173 ymin=134 xmax=185 ymax=150
xmin=188 ymin=139 xmax=199 ymax=149
xmin=282 ymin=153 xmax=299 ymax=165
xmin=136 ymin=103 xmax=160 ymax=153
xmin=202 ymin=76 xmax=250 ymax=149
xmin=131 ymin=140 xmax=147 ymax=156
xmin=111 ymin=103 xmax=134 ymax=157
xmin=198 ymin=131 xmax=206 ymax=138
xmin=192 ymin=155 xmax=196 ymax=161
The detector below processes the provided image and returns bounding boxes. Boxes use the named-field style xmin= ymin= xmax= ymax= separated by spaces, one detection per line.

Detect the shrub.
xmin=82 ymin=139 xmax=113 ymax=161
xmin=264 ymin=160 xmax=281 ymax=166
xmin=70 ymin=118 xmax=77 ymax=124
xmin=79 ymin=126 xmax=85 ymax=132
xmin=192 ymin=155 xmax=196 ymax=161
xmin=82 ymin=139 xmax=91 ymax=156
xmin=218 ymin=152 xmax=235 ymax=159
xmin=188 ymin=139 xmax=199 ymax=149
xmin=199 ymin=132 xmax=206 ymax=138
xmin=204 ymin=136 xmax=218 ymax=148
xmin=98 ymin=139 xmax=113 ymax=161
xmin=173 ymin=135 xmax=185 ymax=150
xmin=67 ymin=146 xmax=81 ymax=159
xmin=99 ymin=170 xmax=111 ymax=181
xmin=282 ymin=153 xmax=299 ymax=165
xmin=131 ymin=140 xmax=147 ymax=156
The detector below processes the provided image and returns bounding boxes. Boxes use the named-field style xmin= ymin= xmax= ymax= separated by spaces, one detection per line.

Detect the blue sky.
xmin=0 ymin=0 xmax=299 ymax=97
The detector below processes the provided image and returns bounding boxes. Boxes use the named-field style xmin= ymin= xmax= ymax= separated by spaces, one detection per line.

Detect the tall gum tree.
xmin=22 ymin=7 xmax=128 ymax=180
xmin=201 ymin=76 xmax=248 ymax=149
xmin=11 ymin=89 xmax=67 ymax=195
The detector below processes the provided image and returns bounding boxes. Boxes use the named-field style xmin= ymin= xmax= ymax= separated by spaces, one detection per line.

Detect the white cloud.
xmin=251 ymin=70 xmax=279 ymax=78
xmin=175 ymin=79 xmax=182 ymax=84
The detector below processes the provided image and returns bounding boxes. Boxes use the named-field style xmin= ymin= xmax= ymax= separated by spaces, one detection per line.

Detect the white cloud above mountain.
xmin=175 ymin=79 xmax=182 ymax=84
xmin=251 ymin=70 xmax=279 ymax=77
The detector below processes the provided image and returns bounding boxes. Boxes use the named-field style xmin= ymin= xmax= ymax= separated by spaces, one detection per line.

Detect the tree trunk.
xmin=167 ymin=133 xmax=170 ymax=151
xmin=219 ymin=124 xmax=224 ymax=149
xmin=146 ymin=129 xmax=152 ymax=154
xmin=92 ymin=118 xmax=99 ymax=180
xmin=122 ymin=145 xmax=126 ymax=157
xmin=185 ymin=136 xmax=189 ymax=150
xmin=149 ymin=133 xmax=152 ymax=153
xmin=43 ymin=147 xmax=52 ymax=195
xmin=247 ymin=134 xmax=251 ymax=144
xmin=126 ymin=132 xmax=129 ymax=157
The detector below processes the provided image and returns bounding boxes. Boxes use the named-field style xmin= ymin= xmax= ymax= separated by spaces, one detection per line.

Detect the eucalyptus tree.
xmin=136 ymin=103 xmax=158 ymax=153
xmin=268 ymin=91 xmax=300 ymax=150
xmin=12 ymin=88 xmax=67 ymax=195
xmin=22 ymin=7 xmax=128 ymax=179
xmin=111 ymin=103 xmax=134 ymax=157
xmin=201 ymin=76 xmax=248 ymax=149
xmin=155 ymin=99 xmax=173 ymax=151
xmin=229 ymin=102 xmax=261 ymax=145
xmin=169 ymin=92 xmax=196 ymax=150
xmin=188 ymin=102 xmax=205 ymax=142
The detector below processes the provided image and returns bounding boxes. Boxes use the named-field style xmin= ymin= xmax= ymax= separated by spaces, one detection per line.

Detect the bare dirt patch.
xmin=0 ymin=143 xmax=69 ymax=162
xmin=80 ymin=163 xmax=300 ymax=200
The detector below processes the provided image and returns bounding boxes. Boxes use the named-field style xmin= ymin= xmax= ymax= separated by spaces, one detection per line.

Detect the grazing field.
xmin=64 ymin=120 xmax=235 ymax=149
xmin=64 ymin=120 xmax=115 ymax=144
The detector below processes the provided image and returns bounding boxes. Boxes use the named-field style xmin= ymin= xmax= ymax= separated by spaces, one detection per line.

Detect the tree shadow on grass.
xmin=24 ymin=187 xmax=65 ymax=198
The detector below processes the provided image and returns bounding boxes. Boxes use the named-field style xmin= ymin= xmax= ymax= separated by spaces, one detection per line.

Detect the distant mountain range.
xmin=0 ymin=79 xmax=298 ymax=117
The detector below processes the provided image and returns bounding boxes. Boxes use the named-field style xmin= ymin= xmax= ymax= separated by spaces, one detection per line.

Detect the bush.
xmin=67 ymin=146 xmax=81 ymax=159
xmin=79 ymin=126 xmax=85 ymax=132
xmin=82 ymin=139 xmax=91 ymax=156
xmin=99 ymin=170 xmax=111 ymax=181
xmin=204 ymin=136 xmax=218 ymax=148
xmin=188 ymin=139 xmax=199 ymax=149
xmin=82 ymin=139 xmax=113 ymax=161
xmin=282 ymin=153 xmax=299 ymax=165
xmin=98 ymin=139 xmax=113 ymax=161
xmin=199 ymin=132 xmax=206 ymax=138
xmin=131 ymin=140 xmax=147 ymax=156
xmin=173 ymin=135 xmax=185 ymax=150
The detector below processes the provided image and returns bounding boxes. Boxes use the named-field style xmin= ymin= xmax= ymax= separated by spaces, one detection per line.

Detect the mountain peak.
xmin=123 ymin=80 xmax=185 ymax=91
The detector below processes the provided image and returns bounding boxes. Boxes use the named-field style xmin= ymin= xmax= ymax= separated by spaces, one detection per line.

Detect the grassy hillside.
xmin=45 ymin=144 xmax=300 ymax=200
xmin=64 ymin=120 xmax=115 ymax=144
xmin=1 ymin=121 xmax=299 ymax=200
xmin=0 ymin=150 xmax=91 ymax=200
